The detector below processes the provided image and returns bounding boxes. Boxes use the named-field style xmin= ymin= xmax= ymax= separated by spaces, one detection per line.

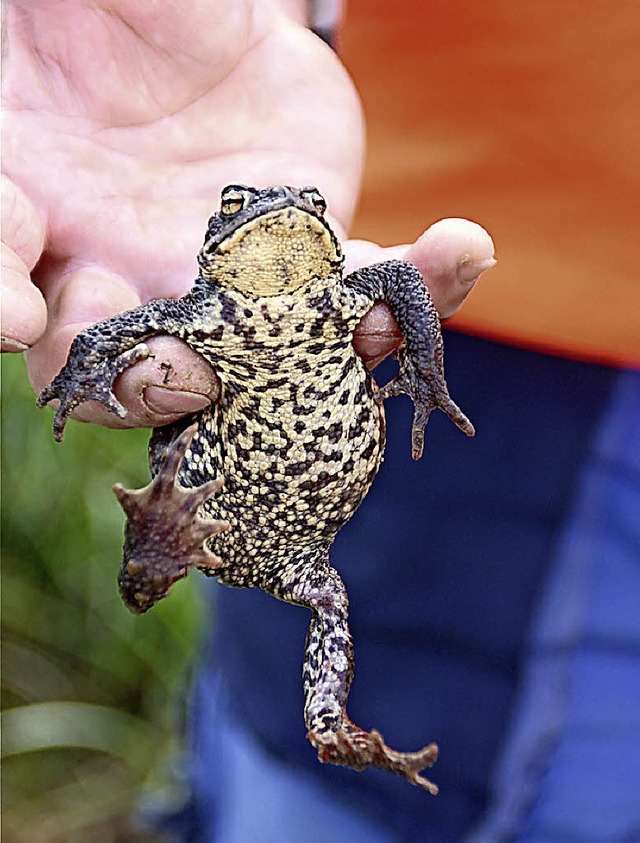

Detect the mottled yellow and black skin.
xmin=38 ymin=185 xmax=474 ymax=792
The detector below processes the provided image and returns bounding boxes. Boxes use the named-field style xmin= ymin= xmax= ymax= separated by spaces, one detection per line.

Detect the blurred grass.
xmin=1 ymin=354 xmax=206 ymax=842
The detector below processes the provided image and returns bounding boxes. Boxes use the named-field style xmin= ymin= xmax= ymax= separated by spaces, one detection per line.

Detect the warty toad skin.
xmin=39 ymin=184 xmax=475 ymax=792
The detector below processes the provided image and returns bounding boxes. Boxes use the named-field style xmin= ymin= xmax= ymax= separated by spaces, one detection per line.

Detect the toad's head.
xmin=198 ymin=185 xmax=342 ymax=297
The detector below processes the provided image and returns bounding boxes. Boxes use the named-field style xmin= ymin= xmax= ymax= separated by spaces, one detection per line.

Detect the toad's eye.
xmin=301 ymin=187 xmax=327 ymax=216
xmin=220 ymin=185 xmax=251 ymax=216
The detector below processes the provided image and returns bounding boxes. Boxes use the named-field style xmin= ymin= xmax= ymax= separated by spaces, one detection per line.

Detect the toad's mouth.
xmin=200 ymin=207 xmax=343 ymax=297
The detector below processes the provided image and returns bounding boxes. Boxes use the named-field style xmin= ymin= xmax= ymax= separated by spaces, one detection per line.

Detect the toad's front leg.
xmin=37 ymin=298 xmax=178 ymax=440
xmin=37 ymin=292 xmax=216 ymax=441
xmin=345 ymin=260 xmax=474 ymax=459
xmin=37 ymin=336 xmax=150 ymax=442
xmin=267 ymin=549 xmax=439 ymax=793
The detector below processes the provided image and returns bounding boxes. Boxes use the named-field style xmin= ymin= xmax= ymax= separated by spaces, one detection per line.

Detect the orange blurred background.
xmin=341 ymin=0 xmax=640 ymax=367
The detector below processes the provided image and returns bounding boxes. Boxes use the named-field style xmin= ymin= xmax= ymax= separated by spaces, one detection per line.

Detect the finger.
xmin=1 ymin=176 xmax=46 ymax=269
xmin=345 ymin=219 xmax=495 ymax=317
xmin=1 ymin=244 xmax=48 ymax=351
xmin=116 ymin=334 xmax=220 ymax=422
xmin=27 ymin=265 xmax=219 ymax=430
xmin=352 ymin=302 xmax=403 ymax=370
xmin=344 ymin=241 xmax=403 ymax=367
xmin=404 ymin=218 xmax=495 ymax=319
xmin=1 ymin=177 xmax=48 ymax=351
xmin=346 ymin=218 xmax=495 ymax=367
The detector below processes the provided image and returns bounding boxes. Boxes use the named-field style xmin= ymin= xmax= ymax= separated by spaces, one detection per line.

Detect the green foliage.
xmin=1 ymin=355 xmax=205 ymax=841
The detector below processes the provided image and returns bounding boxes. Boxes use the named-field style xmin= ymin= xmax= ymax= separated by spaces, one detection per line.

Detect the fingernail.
xmin=1 ymin=335 xmax=29 ymax=352
xmin=456 ymin=257 xmax=497 ymax=286
xmin=143 ymin=386 xmax=211 ymax=415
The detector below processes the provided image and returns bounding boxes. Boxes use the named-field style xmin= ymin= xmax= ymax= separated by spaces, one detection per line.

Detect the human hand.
xmin=347 ymin=220 xmax=495 ymax=369
xmin=2 ymin=0 xmax=494 ymax=432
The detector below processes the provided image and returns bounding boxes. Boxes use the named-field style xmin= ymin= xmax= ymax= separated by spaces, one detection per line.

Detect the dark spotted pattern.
xmin=39 ymin=185 xmax=474 ymax=793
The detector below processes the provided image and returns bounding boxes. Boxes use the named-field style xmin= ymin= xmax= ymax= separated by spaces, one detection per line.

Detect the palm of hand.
xmin=6 ymin=2 xmax=361 ymax=284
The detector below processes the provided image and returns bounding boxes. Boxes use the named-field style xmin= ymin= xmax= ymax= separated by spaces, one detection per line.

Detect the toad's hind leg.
xmin=270 ymin=547 xmax=439 ymax=793
xmin=114 ymin=423 xmax=230 ymax=614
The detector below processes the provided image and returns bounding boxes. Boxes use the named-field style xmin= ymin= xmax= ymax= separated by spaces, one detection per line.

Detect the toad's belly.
xmin=187 ymin=364 xmax=385 ymax=571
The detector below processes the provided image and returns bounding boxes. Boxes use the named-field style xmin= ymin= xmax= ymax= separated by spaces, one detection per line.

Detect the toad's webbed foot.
xmin=310 ymin=717 xmax=439 ymax=794
xmin=377 ymin=345 xmax=475 ymax=460
xmin=37 ymin=342 xmax=150 ymax=441
xmin=114 ymin=423 xmax=230 ymax=613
